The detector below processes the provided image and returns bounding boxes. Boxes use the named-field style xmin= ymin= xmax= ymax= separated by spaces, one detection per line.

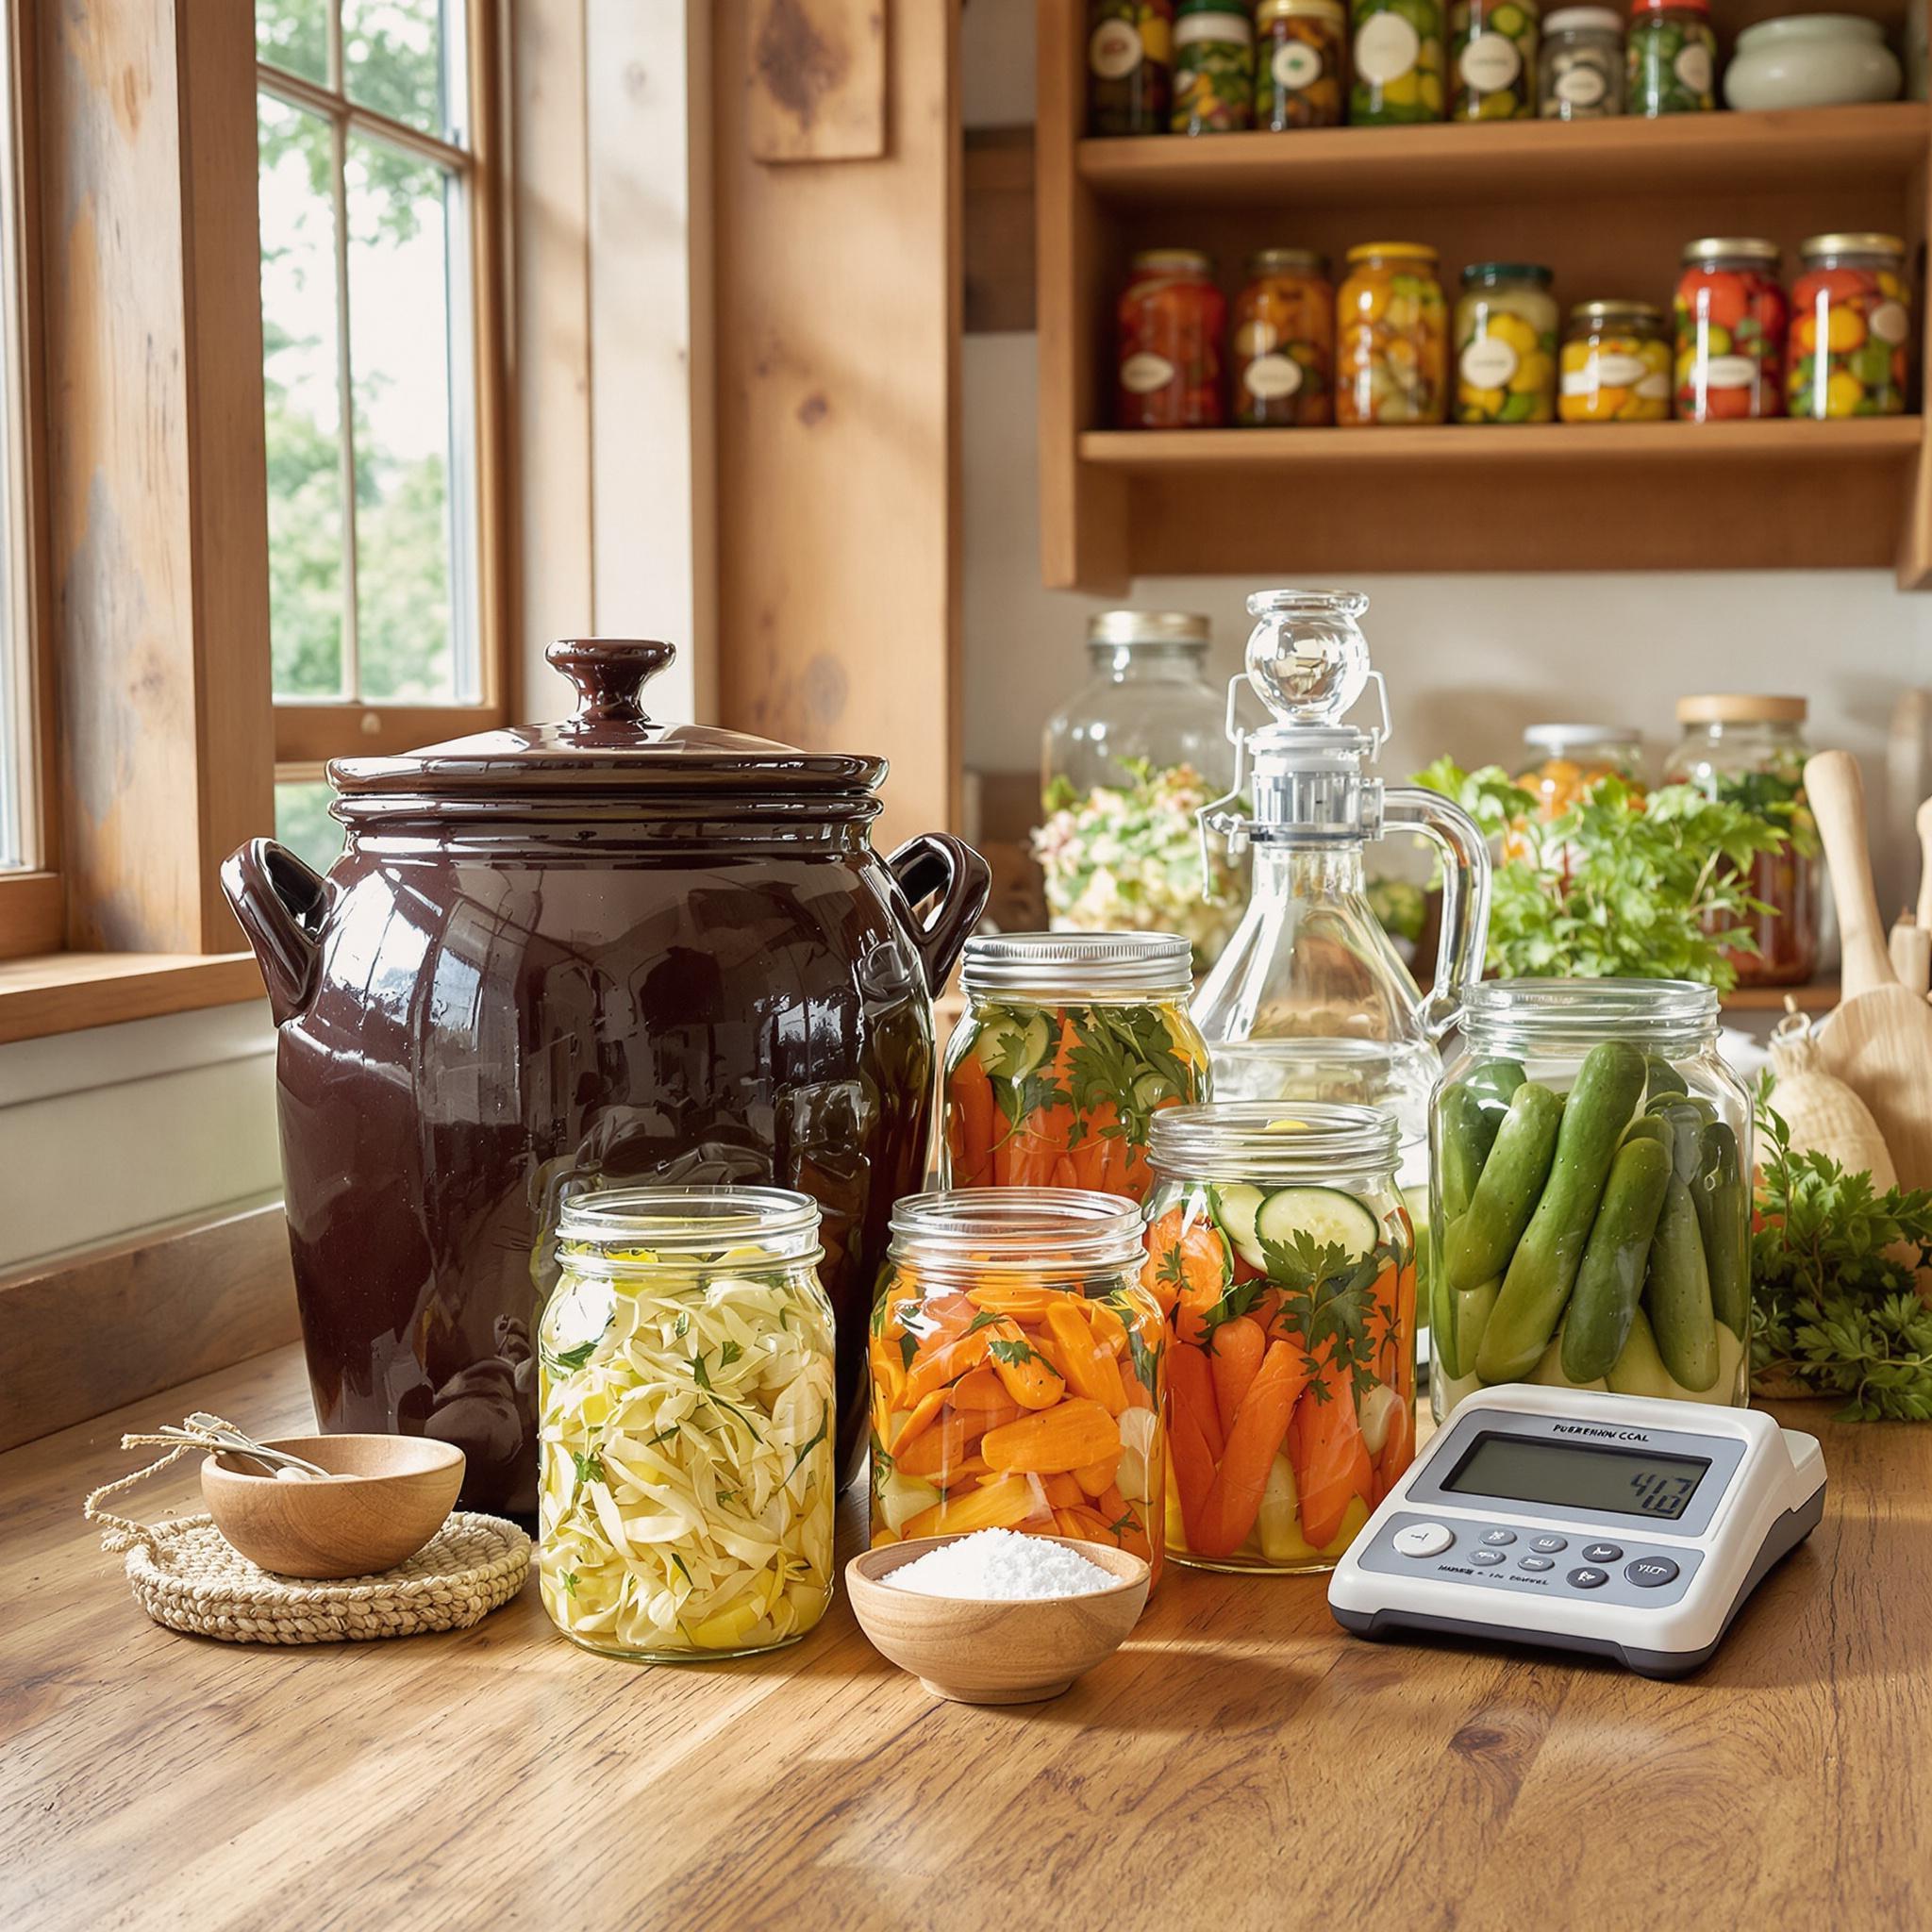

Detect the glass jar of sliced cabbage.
xmin=538 ymin=1185 xmax=838 ymax=1661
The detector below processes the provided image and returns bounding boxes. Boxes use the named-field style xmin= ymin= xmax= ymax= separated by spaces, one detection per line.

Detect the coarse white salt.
xmin=884 ymin=1527 xmax=1117 ymax=1600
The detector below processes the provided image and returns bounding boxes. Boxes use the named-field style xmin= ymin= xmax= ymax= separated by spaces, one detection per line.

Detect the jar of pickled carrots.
xmin=1233 ymin=249 xmax=1335 ymax=426
xmin=1558 ymin=300 xmax=1671 ymax=422
xmin=1675 ymin=238 xmax=1787 ymax=423
xmin=1789 ymin=232 xmax=1912 ymax=420
xmin=1455 ymin=262 xmax=1558 ymax=424
xmin=942 ymin=931 xmax=1210 ymax=1200
xmin=869 ymin=1189 xmax=1167 ymax=1580
xmin=1117 ymin=249 xmax=1226 ymax=428
xmin=538 ymin=1186 xmax=838 ymax=1660
xmin=1144 ymin=1102 xmax=1416 ymax=1573
xmin=1337 ymin=242 xmax=1448 ymax=426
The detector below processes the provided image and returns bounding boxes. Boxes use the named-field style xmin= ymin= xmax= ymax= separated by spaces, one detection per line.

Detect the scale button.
xmin=1529 ymin=1534 xmax=1569 ymax=1554
xmin=1393 ymin=1522 xmax=1456 ymax=1558
xmin=1480 ymin=1528 xmax=1517 ymax=1546
xmin=1581 ymin=1542 xmax=1624 ymax=1564
xmin=1625 ymin=1557 xmax=1681 ymax=1589
xmin=1568 ymin=1566 xmax=1610 ymax=1590
xmin=1470 ymin=1550 xmax=1507 ymax=1567
xmin=1519 ymin=1556 xmax=1556 ymax=1573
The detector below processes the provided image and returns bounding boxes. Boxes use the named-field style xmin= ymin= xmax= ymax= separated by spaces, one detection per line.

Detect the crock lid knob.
xmin=546 ymin=639 xmax=676 ymax=725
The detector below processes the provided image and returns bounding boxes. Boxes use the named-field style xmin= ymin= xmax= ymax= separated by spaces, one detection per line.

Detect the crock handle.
xmin=888 ymin=834 xmax=991 ymax=996
xmin=221 ymin=839 xmax=331 ymax=1024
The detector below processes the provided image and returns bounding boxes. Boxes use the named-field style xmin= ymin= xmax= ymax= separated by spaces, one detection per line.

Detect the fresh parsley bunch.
xmin=1412 ymin=760 xmax=1788 ymax=991
xmin=1753 ymin=1097 xmax=1932 ymax=1422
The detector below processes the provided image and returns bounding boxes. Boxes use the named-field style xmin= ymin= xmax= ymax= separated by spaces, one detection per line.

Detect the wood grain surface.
xmin=6 ymin=1346 xmax=1929 ymax=1931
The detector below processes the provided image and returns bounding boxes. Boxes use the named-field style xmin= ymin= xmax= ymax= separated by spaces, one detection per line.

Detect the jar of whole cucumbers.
xmin=1429 ymin=980 xmax=1749 ymax=1423
xmin=1144 ymin=1102 xmax=1417 ymax=1574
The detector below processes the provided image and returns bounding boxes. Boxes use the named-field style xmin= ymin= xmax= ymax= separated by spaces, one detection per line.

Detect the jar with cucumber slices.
xmin=943 ymin=931 xmax=1211 ymax=1203
xmin=1143 ymin=1102 xmax=1416 ymax=1574
xmin=1429 ymin=980 xmax=1750 ymax=1424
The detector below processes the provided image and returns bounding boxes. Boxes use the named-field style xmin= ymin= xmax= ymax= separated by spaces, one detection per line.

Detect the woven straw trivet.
xmin=84 ymin=1441 xmax=530 ymax=1644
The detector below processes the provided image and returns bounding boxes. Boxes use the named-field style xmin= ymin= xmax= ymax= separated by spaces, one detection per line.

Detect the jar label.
xmin=1701 ymin=353 xmax=1759 ymax=390
xmin=1459 ymin=31 xmax=1522 ymax=91
xmin=1674 ymin=41 xmax=1712 ymax=93
xmin=1459 ymin=335 xmax=1521 ymax=389
xmin=1354 ymin=12 xmax=1421 ymax=85
xmin=1243 ymin=352 xmax=1305 ymax=399
xmin=1872 ymin=299 xmax=1910 ymax=345
xmin=1089 ymin=19 xmax=1144 ymax=80
xmin=1555 ymin=64 xmax=1607 ymax=106
xmin=1581 ymin=352 xmax=1647 ymax=388
xmin=1273 ymin=39 xmax=1324 ymax=91
xmin=1121 ymin=351 xmax=1177 ymax=393
xmin=1637 ymin=370 xmax=1670 ymax=400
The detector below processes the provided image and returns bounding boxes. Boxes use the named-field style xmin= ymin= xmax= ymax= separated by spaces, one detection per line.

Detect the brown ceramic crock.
xmin=223 ymin=641 xmax=988 ymax=1516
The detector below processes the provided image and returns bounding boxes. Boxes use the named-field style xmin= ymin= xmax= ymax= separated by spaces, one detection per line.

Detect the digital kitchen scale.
xmin=1328 ymin=1386 xmax=1825 ymax=1678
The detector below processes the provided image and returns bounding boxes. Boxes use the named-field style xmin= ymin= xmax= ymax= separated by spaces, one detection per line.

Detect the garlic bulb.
xmin=1768 ymin=1011 xmax=1897 ymax=1188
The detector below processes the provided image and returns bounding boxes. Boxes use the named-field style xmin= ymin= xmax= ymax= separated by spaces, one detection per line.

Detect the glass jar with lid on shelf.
xmin=1037 ymin=609 xmax=1244 ymax=966
xmin=1430 ymin=980 xmax=1751 ymax=1424
xmin=1116 ymin=250 xmax=1225 ymax=429
xmin=1516 ymin=724 xmax=1644 ymax=819
xmin=1454 ymin=263 xmax=1558 ymax=425
xmin=1257 ymin=0 xmax=1348 ymax=125
xmin=1663 ymin=694 xmax=1819 ymax=989
xmin=1350 ymin=0 xmax=1448 ymax=123
xmin=1540 ymin=6 xmax=1623 ymax=115
xmin=1087 ymin=1 xmax=1176 ymax=134
xmin=1234 ymin=250 xmax=1335 ymax=425
xmin=1337 ymin=242 xmax=1449 ymax=426
xmin=1675 ymin=239 xmax=1787 ymax=423
xmin=1626 ymin=0 xmax=1716 ymax=113
xmin=1789 ymin=233 xmax=1913 ymax=420
xmin=1172 ymin=0 xmax=1257 ymax=130
xmin=1558 ymin=300 xmax=1672 ymax=422
xmin=1450 ymin=0 xmax=1540 ymax=118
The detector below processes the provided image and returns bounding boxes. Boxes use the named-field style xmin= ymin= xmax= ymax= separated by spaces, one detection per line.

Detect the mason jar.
xmin=869 ymin=1188 xmax=1168 ymax=1581
xmin=1144 ymin=1101 xmax=1416 ymax=1573
xmin=1430 ymin=980 xmax=1750 ymax=1423
xmin=538 ymin=1185 xmax=838 ymax=1661
xmin=942 ymin=931 xmax=1211 ymax=1200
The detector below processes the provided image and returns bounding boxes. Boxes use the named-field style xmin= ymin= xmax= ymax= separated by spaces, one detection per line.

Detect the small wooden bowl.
xmin=201 ymin=1436 xmax=465 ymax=1579
xmin=844 ymin=1533 xmax=1150 ymax=1705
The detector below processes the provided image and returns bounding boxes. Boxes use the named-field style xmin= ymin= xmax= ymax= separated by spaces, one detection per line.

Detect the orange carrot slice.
xmin=1193 ymin=1341 xmax=1309 ymax=1558
xmin=903 ymin=1473 xmax=1041 ymax=1541
xmin=1294 ymin=1358 xmax=1374 ymax=1549
xmin=946 ymin=1054 xmax=998 ymax=1187
xmin=1169 ymin=1337 xmax=1224 ymax=1463
xmin=980 ymin=1398 xmax=1121 ymax=1474
xmin=1045 ymin=1301 xmax=1128 ymax=1413
xmin=894 ymin=1413 xmax=971 ymax=1481
xmin=1209 ymin=1314 xmax=1267 ymax=1442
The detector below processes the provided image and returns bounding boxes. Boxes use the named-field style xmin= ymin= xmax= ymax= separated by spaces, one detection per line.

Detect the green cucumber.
xmin=1643 ymin=1174 xmax=1720 ymax=1391
xmin=1255 ymin=1186 xmax=1378 ymax=1264
xmin=1643 ymin=1097 xmax=1708 ymax=1184
xmin=1621 ymin=1115 xmax=1672 ymax=1154
xmin=973 ymin=1007 xmax=1050 ymax=1079
xmin=1476 ymin=1041 xmax=1647 ymax=1384
xmin=1444 ymin=1083 xmax=1563 ymax=1292
xmin=1439 ymin=1277 xmax=1499 ymax=1381
xmin=1438 ymin=1084 xmax=1489 ymax=1225
xmin=1526 ymin=1322 xmax=1604 ymax=1391
xmin=1465 ymin=1058 xmax=1528 ymax=1111
xmin=1560 ymin=1136 xmax=1673 ymax=1384
xmin=1691 ymin=1123 xmax=1749 ymax=1339
xmin=1211 ymin=1183 xmax=1267 ymax=1273
xmin=1643 ymin=1056 xmax=1689 ymax=1102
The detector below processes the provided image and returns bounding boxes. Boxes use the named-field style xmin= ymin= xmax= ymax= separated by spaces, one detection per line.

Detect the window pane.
xmin=256 ymin=0 xmax=331 ymax=87
xmin=345 ymin=132 xmax=476 ymax=704
xmin=258 ymin=92 xmax=348 ymax=700
xmin=343 ymin=0 xmax=466 ymax=145
xmin=275 ymin=778 xmax=344 ymax=876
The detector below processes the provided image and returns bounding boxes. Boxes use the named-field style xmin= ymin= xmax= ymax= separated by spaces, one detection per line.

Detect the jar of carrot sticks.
xmin=1143 ymin=1101 xmax=1416 ymax=1573
xmin=942 ymin=931 xmax=1210 ymax=1201
xmin=868 ymin=1188 xmax=1167 ymax=1582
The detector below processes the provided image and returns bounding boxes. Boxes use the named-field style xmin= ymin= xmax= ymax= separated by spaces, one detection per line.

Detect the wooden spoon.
xmin=1807 ymin=751 xmax=1932 ymax=1189
xmin=1916 ymin=797 xmax=1932 ymax=937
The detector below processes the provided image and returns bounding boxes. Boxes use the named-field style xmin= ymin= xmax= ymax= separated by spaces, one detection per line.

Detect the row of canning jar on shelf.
xmin=1091 ymin=0 xmax=1907 ymax=133
xmin=1117 ymin=233 xmax=1914 ymax=429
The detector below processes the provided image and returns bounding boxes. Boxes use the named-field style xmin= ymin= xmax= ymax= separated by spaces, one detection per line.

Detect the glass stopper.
xmin=1242 ymin=590 xmax=1372 ymax=725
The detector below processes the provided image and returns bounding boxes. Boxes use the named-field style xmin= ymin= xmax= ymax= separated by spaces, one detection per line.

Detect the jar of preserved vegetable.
xmin=1430 ymin=980 xmax=1750 ymax=1424
xmin=1516 ymin=723 xmax=1644 ymax=818
xmin=1558 ymin=300 xmax=1671 ymax=421
xmin=1338 ymin=242 xmax=1448 ymax=426
xmin=1144 ymin=1102 xmax=1416 ymax=1573
xmin=1675 ymin=238 xmax=1787 ymax=423
xmin=538 ymin=1185 xmax=838 ymax=1661
xmin=1088 ymin=0 xmax=1175 ymax=135
xmin=1173 ymin=0 xmax=1256 ymax=130
xmin=1540 ymin=6 xmax=1622 ymax=116
xmin=1455 ymin=263 xmax=1557 ymax=424
xmin=1627 ymin=0 xmax=1715 ymax=113
xmin=1664 ymin=695 xmax=1819 ymax=989
xmin=1234 ymin=249 xmax=1335 ymax=425
xmin=869 ymin=1189 xmax=1168 ymax=1578
xmin=1789 ymin=232 xmax=1913 ymax=420
xmin=1117 ymin=249 xmax=1225 ymax=429
xmin=1351 ymin=0 xmax=1448 ymax=123
xmin=1451 ymin=0 xmax=1540 ymax=118
xmin=943 ymin=932 xmax=1212 ymax=1197
xmin=1257 ymin=0 xmax=1347 ymax=126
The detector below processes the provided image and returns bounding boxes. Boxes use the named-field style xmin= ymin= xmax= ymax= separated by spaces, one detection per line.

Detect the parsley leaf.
xmin=551 ymin=1338 xmax=601 ymax=1371
xmin=785 ymin=1405 xmax=830 ymax=1481
xmin=988 ymin=1335 xmax=1042 ymax=1368
xmin=719 ymin=1340 xmax=742 ymax=1370
xmin=571 ymin=1449 xmax=605 ymax=1484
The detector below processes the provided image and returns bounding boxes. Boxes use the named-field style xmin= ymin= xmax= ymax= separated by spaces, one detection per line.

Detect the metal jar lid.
xmin=1523 ymin=722 xmax=1642 ymax=752
xmin=1676 ymin=693 xmax=1807 ymax=724
xmin=1569 ymin=299 xmax=1664 ymax=329
xmin=1681 ymin=237 xmax=1780 ymax=266
xmin=1800 ymin=232 xmax=1906 ymax=262
xmin=1131 ymin=248 xmax=1214 ymax=278
xmin=1149 ymin=1100 xmax=1400 ymax=1182
xmin=1087 ymin=610 xmax=1211 ymax=650
xmin=959 ymin=931 xmax=1193 ymax=998
xmin=1257 ymin=0 xmax=1346 ymax=26
xmin=1247 ymin=247 xmax=1329 ymax=278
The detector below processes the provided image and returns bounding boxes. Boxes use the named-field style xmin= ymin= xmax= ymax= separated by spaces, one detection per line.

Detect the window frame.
xmin=255 ymin=0 xmax=513 ymax=769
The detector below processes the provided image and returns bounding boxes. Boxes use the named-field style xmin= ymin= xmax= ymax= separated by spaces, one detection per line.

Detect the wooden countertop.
xmin=7 ymin=1347 xmax=1930 ymax=1931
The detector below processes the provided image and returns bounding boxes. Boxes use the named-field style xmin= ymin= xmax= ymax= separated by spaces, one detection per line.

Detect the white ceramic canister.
xmin=1723 ymin=13 xmax=1901 ymax=111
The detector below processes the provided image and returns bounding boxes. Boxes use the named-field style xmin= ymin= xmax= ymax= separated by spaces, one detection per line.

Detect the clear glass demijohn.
xmin=1191 ymin=591 xmax=1493 ymax=1182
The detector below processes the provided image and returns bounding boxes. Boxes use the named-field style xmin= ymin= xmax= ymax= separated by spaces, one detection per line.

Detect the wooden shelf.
xmin=1721 ymin=978 xmax=1841 ymax=1013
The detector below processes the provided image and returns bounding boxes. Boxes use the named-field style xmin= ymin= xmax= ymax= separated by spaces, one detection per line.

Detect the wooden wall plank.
xmin=746 ymin=0 xmax=887 ymax=162
xmin=964 ymin=125 xmax=1035 ymax=332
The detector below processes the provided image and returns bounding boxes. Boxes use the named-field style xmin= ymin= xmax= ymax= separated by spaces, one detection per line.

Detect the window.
xmin=255 ymin=0 xmax=505 ymax=873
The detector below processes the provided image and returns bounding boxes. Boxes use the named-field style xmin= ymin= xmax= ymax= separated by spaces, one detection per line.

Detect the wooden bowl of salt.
xmin=844 ymin=1528 xmax=1149 ymax=1705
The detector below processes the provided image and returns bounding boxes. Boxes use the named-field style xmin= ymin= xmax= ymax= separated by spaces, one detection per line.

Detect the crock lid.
xmin=328 ymin=640 xmax=886 ymax=804
xmin=1675 ymin=692 xmax=1807 ymax=724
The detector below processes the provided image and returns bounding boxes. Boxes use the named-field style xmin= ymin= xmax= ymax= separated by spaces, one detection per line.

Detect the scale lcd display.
xmin=1444 ymin=1432 xmax=1712 ymax=1521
